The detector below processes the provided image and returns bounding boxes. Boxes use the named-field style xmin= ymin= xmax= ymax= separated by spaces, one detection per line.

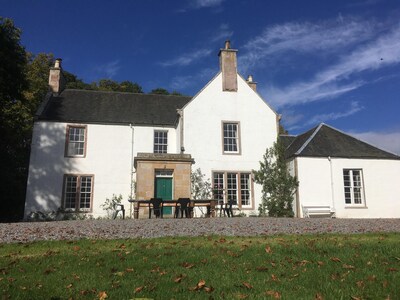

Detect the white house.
xmin=281 ymin=123 xmax=400 ymax=218
xmin=24 ymin=41 xmax=400 ymax=219
xmin=25 ymin=41 xmax=279 ymax=218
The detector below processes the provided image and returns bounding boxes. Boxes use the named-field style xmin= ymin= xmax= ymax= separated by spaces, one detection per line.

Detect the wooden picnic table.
xmin=128 ymin=199 xmax=218 ymax=219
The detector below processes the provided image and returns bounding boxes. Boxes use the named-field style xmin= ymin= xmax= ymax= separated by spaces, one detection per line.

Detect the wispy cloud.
xmin=261 ymin=22 xmax=400 ymax=108
xmin=169 ymin=67 xmax=217 ymax=90
xmin=241 ymin=17 xmax=378 ymax=72
xmin=211 ymin=23 xmax=233 ymax=42
xmin=194 ymin=0 xmax=225 ymax=9
xmin=178 ymin=0 xmax=224 ymax=12
xmin=160 ymin=48 xmax=212 ymax=67
xmin=285 ymin=101 xmax=364 ymax=131
xmin=94 ymin=60 xmax=120 ymax=78
xmin=350 ymin=130 xmax=400 ymax=155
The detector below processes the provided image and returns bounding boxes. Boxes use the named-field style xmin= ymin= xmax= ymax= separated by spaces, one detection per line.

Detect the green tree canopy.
xmin=253 ymin=138 xmax=298 ymax=217
xmin=150 ymin=88 xmax=170 ymax=95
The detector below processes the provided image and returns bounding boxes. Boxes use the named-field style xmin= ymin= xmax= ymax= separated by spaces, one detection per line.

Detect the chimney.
xmin=49 ymin=58 xmax=66 ymax=94
xmin=246 ymin=75 xmax=257 ymax=92
xmin=218 ymin=40 xmax=238 ymax=92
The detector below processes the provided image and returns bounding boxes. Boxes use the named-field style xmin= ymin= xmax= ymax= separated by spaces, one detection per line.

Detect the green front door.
xmin=155 ymin=177 xmax=173 ymax=215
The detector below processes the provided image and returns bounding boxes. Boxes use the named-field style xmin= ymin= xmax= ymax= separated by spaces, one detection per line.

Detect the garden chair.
xmin=149 ymin=198 xmax=163 ymax=219
xmin=175 ymin=198 xmax=192 ymax=218
xmin=112 ymin=204 xmax=125 ymax=219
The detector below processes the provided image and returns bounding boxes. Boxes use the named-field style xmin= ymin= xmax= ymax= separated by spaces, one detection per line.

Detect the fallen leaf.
xmin=66 ymin=283 xmax=73 ymax=289
xmin=387 ymin=268 xmax=398 ymax=272
xmin=265 ymin=246 xmax=273 ymax=254
xmin=266 ymin=290 xmax=281 ymax=299
xmin=271 ymin=274 xmax=279 ymax=282
xmin=242 ymin=282 xmax=253 ymax=289
xmin=204 ymin=286 xmax=214 ymax=293
xmin=197 ymin=279 xmax=206 ymax=289
xmin=98 ymin=291 xmax=107 ymax=300
xmin=134 ymin=286 xmax=144 ymax=293
xmin=343 ymin=264 xmax=355 ymax=269
xmin=181 ymin=262 xmax=195 ymax=269
xmin=356 ymin=281 xmax=364 ymax=288
xmin=125 ymin=268 xmax=134 ymax=273
xmin=317 ymin=261 xmax=324 ymax=266
xmin=174 ymin=274 xmax=186 ymax=283
xmin=256 ymin=266 xmax=268 ymax=272
xmin=350 ymin=296 xmax=361 ymax=300
xmin=73 ymin=246 xmax=80 ymax=252
xmin=330 ymin=257 xmax=341 ymax=262
xmin=315 ymin=293 xmax=323 ymax=300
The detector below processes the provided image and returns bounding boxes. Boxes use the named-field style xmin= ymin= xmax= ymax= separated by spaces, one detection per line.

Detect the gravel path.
xmin=1 ymin=218 xmax=400 ymax=243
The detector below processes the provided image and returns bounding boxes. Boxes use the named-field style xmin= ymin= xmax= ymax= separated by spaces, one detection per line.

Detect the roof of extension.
xmin=37 ymin=89 xmax=192 ymax=127
xmin=283 ymin=123 xmax=400 ymax=160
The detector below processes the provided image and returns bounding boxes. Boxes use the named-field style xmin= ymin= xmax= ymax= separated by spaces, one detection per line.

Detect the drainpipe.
xmin=130 ymin=124 xmax=135 ymax=218
xmin=177 ymin=109 xmax=184 ymax=153
xmin=328 ymin=156 xmax=335 ymax=211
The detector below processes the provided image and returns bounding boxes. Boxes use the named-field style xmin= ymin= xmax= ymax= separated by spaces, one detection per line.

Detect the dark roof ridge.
xmin=295 ymin=123 xmax=324 ymax=155
xmin=62 ymin=88 xmax=192 ymax=99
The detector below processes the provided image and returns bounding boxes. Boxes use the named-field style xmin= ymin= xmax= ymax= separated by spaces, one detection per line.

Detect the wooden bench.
xmin=302 ymin=205 xmax=335 ymax=218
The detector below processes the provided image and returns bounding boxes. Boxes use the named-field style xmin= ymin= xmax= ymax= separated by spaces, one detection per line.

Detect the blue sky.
xmin=2 ymin=0 xmax=400 ymax=154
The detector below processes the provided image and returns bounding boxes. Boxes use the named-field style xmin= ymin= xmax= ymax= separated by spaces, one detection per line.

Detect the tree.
xmin=0 ymin=18 xmax=29 ymax=221
xmin=119 ymin=81 xmax=143 ymax=93
xmin=253 ymin=138 xmax=298 ymax=217
xmin=191 ymin=168 xmax=212 ymax=200
xmin=150 ymin=88 xmax=170 ymax=95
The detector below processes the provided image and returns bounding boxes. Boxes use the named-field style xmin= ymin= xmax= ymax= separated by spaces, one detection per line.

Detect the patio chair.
xmin=112 ymin=204 xmax=125 ymax=219
xmin=175 ymin=198 xmax=192 ymax=218
xmin=149 ymin=198 xmax=163 ymax=219
xmin=225 ymin=200 xmax=235 ymax=217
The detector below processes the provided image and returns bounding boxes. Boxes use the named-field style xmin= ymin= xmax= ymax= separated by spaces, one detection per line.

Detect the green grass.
xmin=1 ymin=234 xmax=399 ymax=299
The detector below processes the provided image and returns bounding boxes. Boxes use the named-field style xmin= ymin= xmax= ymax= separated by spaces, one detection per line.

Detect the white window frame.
xmin=343 ymin=169 xmax=365 ymax=206
xmin=65 ymin=125 xmax=87 ymax=157
xmin=154 ymin=130 xmax=168 ymax=154
xmin=212 ymin=171 xmax=253 ymax=209
xmin=222 ymin=122 xmax=241 ymax=154
xmin=63 ymin=174 xmax=94 ymax=212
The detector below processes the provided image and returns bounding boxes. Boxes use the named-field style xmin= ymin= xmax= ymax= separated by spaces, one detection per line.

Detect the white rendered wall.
xmin=25 ymin=121 xmax=178 ymax=217
xmin=296 ymin=157 xmax=400 ymax=218
xmin=183 ymin=73 xmax=278 ymax=213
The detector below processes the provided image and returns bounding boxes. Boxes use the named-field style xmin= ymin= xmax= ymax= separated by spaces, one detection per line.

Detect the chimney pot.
xmin=246 ymin=75 xmax=257 ymax=92
xmin=225 ymin=40 xmax=231 ymax=49
xmin=54 ymin=58 xmax=62 ymax=69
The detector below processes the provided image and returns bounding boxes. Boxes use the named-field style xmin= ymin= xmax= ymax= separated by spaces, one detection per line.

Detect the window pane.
xmin=343 ymin=169 xmax=364 ymax=205
xmin=79 ymin=176 xmax=92 ymax=209
xmin=227 ymin=173 xmax=237 ymax=203
xmin=223 ymin=123 xmax=239 ymax=153
xmin=67 ymin=127 xmax=85 ymax=156
xmin=240 ymin=173 xmax=251 ymax=206
xmin=154 ymin=131 xmax=168 ymax=153
xmin=65 ymin=176 xmax=77 ymax=209
xmin=213 ymin=173 xmax=224 ymax=200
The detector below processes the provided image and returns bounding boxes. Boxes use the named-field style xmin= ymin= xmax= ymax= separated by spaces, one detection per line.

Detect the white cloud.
xmin=94 ymin=60 xmax=120 ymax=78
xmin=160 ymin=48 xmax=212 ymax=67
xmin=211 ymin=23 xmax=233 ymax=42
xmin=241 ymin=17 xmax=378 ymax=72
xmin=350 ymin=130 xmax=400 ymax=155
xmin=194 ymin=0 xmax=224 ymax=8
xmin=264 ymin=23 xmax=400 ymax=108
xmin=308 ymin=101 xmax=364 ymax=125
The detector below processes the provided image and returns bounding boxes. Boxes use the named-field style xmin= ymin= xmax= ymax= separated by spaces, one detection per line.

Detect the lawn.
xmin=0 ymin=234 xmax=399 ymax=299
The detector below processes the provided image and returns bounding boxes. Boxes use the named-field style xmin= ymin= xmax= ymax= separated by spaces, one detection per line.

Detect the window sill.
xmin=344 ymin=205 xmax=368 ymax=209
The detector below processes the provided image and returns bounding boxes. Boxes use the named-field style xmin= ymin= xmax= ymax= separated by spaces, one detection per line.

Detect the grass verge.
xmin=0 ymin=233 xmax=399 ymax=299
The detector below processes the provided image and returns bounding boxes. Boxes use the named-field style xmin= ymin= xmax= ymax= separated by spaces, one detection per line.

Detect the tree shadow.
xmin=24 ymin=121 xmax=76 ymax=218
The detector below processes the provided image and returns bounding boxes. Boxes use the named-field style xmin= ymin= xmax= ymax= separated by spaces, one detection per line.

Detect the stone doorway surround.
xmin=134 ymin=153 xmax=194 ymax=215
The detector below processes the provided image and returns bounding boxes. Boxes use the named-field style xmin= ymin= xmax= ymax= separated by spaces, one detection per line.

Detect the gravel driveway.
xmin=1 ymin=218 xmax=400 ymax=243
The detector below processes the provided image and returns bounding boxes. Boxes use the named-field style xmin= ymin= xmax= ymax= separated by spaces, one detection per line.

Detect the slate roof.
xmin=279 ymin=135 xmax=296 ymax=149
xmin=37 ymin=89 xmax=192 ymax=127
xmin=285 ymin=123 xmax=400 ymax=160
